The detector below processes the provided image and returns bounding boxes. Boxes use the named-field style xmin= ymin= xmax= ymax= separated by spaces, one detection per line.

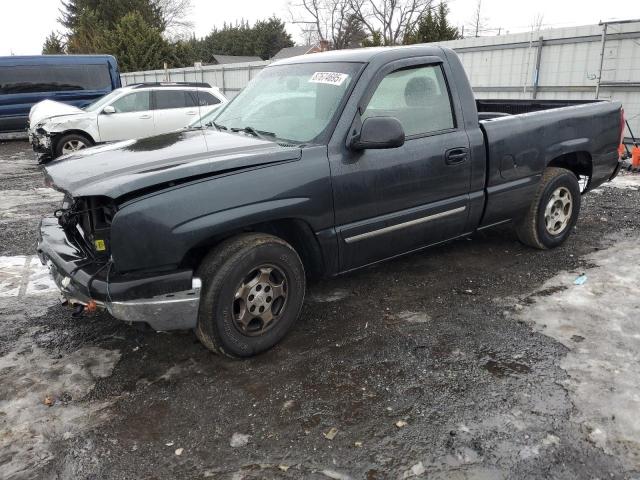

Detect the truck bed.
xmin=476 ymin=98 xmax=602 ymax=120
xmin=476 ymin=100 xmax=622 ymax=228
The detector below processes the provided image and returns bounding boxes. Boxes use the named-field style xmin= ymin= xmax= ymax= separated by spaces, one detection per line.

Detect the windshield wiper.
xmin=205 ymin=120 xmax=228 ymax=131
xmin=230 ymin=126 xmax=276 ymax=141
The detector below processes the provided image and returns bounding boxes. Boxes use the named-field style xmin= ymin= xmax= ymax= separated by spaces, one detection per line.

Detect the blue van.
xmin=0 ymin=55 xmax=121 ymax=133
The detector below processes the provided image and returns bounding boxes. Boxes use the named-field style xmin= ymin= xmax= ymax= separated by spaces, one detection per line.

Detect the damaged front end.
xmin=28 ymin=125 xmax=54 ymax=155
xmin=37 ymin=195 xmax=201 ymax=330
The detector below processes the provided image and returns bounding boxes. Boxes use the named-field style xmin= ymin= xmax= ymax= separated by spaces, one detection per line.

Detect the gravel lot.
xmin=1 ymin=140 xmax=639 ymax=479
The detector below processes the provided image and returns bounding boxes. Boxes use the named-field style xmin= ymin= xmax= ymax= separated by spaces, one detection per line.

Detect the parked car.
xmin=29 ymin=82 xmax=227 ymax=158
xmin=0 ymin=55 xmax=120 ymax=134
xmin=38 ymin=45 xmax=624 ymax=358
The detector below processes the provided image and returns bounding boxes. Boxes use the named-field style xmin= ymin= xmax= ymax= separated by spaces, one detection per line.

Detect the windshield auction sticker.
xmin=309 ymin=72 xmax=349 ymax=86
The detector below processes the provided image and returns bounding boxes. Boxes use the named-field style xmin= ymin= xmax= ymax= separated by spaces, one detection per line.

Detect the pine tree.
xmin=435 ymin=1 xmax=460 ymax=41
xmin=59 ymin=0 xmax=163 ymax=31
xmin=362 ymin=31 xmax=383 ymax=47
xmin=100 ymin=12 xmax=170 ymax=71
xmin=198 ymin=18 xmax=293 ymax=62
xmin=42 ymin=32 xmax=66 ymax=54
xmin=252 ymin=17 xmax=294 ymax=59
xmin=403 ymin=1 xmax=460 ymax=44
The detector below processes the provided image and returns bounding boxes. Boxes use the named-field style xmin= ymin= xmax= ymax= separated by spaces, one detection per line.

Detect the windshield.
xmin=212 ymin=62 xmax=361 ymax=143
xmin=188 ymin=104 xmax=224 ymax=128
xmin=84 ymin=89 xmax=122 ymax=112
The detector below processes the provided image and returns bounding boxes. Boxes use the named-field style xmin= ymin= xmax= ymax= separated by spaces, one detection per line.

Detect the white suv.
xmin=28 ymin=82 xmax=227 ymax=159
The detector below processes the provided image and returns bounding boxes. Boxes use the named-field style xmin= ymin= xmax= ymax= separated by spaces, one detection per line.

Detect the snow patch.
xmin=309 ymin=289 xmax=350 ymax=303
xmin=0 ymin=189 xmax=63 ymax=221
xmin=0 ymin=255 xmax=59 ymax=298
xmin=517 ymin=234 xmax=640 ymax=468
xmin=603 ymin=174 xmax=640 ymax=191
xmin=0 ymin=327 xmax=120 ymax=479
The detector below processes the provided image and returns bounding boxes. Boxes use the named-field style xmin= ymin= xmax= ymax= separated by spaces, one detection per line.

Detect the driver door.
xmin=98 ymin=90 xmax=154 ymax=141
xmin=330 ymin=60 xmax=471 ymax=271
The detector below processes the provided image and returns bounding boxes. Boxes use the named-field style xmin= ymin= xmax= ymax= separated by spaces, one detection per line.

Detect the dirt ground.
xmin=1 ymin=139 xmax=639 ymax=480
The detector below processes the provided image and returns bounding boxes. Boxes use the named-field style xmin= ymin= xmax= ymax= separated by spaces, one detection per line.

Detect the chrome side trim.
xmin=344 ymin=206 xmax=467 ymax=244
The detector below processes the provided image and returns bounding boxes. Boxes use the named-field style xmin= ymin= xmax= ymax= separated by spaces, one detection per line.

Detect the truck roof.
xmin=271 ymin=44 xmax=449 ymax=66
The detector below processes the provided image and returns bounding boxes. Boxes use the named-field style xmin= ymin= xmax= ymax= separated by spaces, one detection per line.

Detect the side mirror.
xmin=350 ymin=116 xmax=405 ymax=150
xmin=102 ymin=105 xmax=116 ymax=114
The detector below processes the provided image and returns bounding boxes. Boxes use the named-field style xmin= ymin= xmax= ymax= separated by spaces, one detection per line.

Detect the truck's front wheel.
xmin=515 ymin=167 xmax=581 ymax=249
xmin=195 ymin=233 xmax=306 ymax=358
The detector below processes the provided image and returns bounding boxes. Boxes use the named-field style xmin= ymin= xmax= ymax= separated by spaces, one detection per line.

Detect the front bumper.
xmin=37 ymin=217 xmax=201 ymax=330
xmin=28 ymin=128 xmax=53 ymax=154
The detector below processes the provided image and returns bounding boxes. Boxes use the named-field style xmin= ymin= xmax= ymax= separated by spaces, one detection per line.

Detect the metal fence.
xmin=120 ymin=60 xmax=270 ymax=99
xmin=121 ymin=19 xmax=640 ymax=138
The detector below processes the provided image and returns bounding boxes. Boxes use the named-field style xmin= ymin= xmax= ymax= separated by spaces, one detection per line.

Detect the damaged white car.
xmin=28 ymin=82 xmax=227 ymax=159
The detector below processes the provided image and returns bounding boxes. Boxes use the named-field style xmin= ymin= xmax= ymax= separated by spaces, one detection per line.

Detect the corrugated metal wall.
xmin=121 ymin=20 xmax=640 ymax=138
xmin=438 ymin=20 xmax=640 ymax=138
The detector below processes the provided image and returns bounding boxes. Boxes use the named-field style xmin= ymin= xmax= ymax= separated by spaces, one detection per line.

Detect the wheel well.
xmin=547 ymin=151 xmax=592 ymax=190
xmin=181 ymin=219 xmax=326 ymax=279
xmin=53 ymin=130 xmax=95 ymax=147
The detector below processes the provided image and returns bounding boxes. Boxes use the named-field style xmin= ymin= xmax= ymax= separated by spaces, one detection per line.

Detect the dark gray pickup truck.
xmin=38 ymin=45 xmax=624 ymax=358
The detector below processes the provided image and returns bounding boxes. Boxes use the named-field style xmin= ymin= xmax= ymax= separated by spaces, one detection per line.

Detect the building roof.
xmin=211 ymin=54 xmax=262 ymax=64
xmin=272 ymin=45 xmax=316 ymax=60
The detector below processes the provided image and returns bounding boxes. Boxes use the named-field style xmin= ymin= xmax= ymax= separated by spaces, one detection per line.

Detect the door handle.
xmin=445 ymin=148 xmax=468 ymax=165
xmin=139 ymin=114 xmax=152 ymax=119
xmin=186 ymin=111 xmax=197 ymax=115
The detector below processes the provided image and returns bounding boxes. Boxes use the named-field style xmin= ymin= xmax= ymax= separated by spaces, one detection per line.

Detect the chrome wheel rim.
xmin=544 ymin=186 xmax=573 ymax=235
xmin=61 ymin=140 xmax=87 ymax=154
xmin=232 ymin=264 xmax=288 ymax=336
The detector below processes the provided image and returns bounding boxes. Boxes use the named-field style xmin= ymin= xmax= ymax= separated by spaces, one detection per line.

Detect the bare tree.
xmin=531 ymin=13 xmax=545 ymax=33
xmin=289 ymin=0 xmax=367 ymax=49
xmin=350 ymin=0 xmax=434 ymax=46
xmin=154 ymin=0 xmax=194 ymax=39
xmin=467 ymin=0 xmax=488 ymax=37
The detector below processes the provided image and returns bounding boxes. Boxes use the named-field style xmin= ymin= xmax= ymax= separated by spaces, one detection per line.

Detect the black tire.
xmin=54 ymin=133 xmax=92 ymax=158
xmin=195 ymin=233 xmax=306 ymax=358
xmin=515 ymin=167 xmax=581 ymax=249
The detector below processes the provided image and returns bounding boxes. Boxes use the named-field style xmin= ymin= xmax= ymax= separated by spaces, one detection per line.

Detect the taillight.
xmin=620 ymin=108 xmax=626 ymax=144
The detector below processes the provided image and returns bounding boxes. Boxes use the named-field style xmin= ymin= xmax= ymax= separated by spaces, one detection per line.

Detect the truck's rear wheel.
xmin=195 ymin=233 xmax=306 ymax=358
xmin=515 ymin=167 xmax=581 ymax=249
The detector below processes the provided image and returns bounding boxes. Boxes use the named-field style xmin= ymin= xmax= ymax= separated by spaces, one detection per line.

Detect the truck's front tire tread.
xmin=195 ymin=233 xmax=305 ymax=359
xmin=515 ymin=167 xmax=581 ymax=250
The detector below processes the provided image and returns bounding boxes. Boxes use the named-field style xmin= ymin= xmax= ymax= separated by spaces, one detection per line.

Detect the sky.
xmin=0 ymin=0 xmax=637 ymax=56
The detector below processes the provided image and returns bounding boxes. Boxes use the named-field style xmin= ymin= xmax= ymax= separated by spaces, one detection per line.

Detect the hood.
xmin=44 ymin=129 xmax=302 ymax=199
xmin=29 ymin=99 xmax=86 ymax=126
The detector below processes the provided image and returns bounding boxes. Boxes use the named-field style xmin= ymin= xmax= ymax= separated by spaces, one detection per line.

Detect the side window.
xmin=155 ymin=90 xmax=189 ymax=109
xmin=363 ymin=64 xmax=455 ymax=137
xmin=0 ymin=64 xmax=111 ymax=94
xmin=110 ymin=91 xmax=150 ymax=113
xmin=192 ymin=91 xmax=221 ymax=106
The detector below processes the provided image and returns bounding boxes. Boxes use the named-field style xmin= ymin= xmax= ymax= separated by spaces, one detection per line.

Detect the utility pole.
xmin=595 ymin=22 xmax=608 ymax=99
